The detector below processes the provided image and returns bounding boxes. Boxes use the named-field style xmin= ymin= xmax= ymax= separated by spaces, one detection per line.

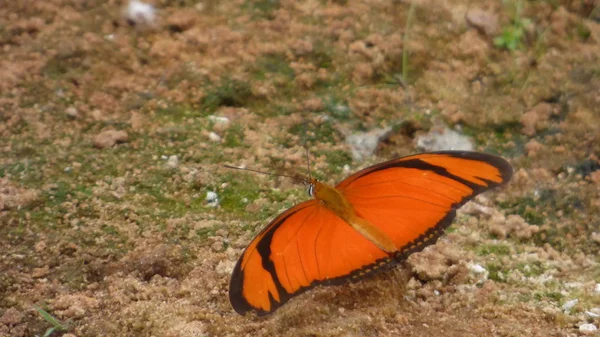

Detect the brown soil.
xmin=1 ymin=0 xmax=599 ymax=336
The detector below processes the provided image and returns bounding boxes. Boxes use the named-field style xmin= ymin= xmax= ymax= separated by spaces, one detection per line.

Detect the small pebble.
xmin=93 ymin=130 xmax=129 ymax=149
xmin=208 ymin=116 xmax=230 ymax=125
xmin=468 ymin=263 xmax=487 ymax=274
xmin=124 ymin=0 xmax=156 ymax=26
xmin=579 ymin=323 xmax=597 ymax=332
xmin=208 ymin=132 xmax=221 ymax=142
xmin=562 ymin=299 xmax=578 ymax=312
xmin=416 ymin=126 xmax=473 ymax=152
xmin=166 ymin=155 xmax=179 ymax=169
xmin=206 ymin=191 xmax=219 ymax=207
xmin=65 ymin=107 xmax=78 ymax=119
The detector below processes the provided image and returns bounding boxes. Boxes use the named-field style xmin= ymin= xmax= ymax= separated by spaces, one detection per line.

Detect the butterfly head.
xmin=302 ymin=178 xmax=316 ymax=197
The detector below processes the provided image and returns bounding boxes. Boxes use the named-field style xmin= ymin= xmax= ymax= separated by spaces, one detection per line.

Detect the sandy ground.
xmin=1 ymin=0 xmax=600 ymax=336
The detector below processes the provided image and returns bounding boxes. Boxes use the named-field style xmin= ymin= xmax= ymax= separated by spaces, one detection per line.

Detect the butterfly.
xmin=228 ymin=151 xmax=512 ymax=315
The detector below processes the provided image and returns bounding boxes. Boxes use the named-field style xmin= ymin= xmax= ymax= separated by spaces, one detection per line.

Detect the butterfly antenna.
xmin=223 ymin=165 xmax=306 ymax=184
xmin=302 ymin=121 xmax=313 ymax=181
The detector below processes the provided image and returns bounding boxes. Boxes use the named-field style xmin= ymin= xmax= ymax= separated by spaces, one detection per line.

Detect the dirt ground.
xmin=1 ymin=0 xmax=600 ymax=336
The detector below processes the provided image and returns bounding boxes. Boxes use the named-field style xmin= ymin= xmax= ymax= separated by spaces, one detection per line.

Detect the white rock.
xmin=206 ymin=191 xmax=219 ymax=207
xmin=585 ymin=311 xmax=600 ymax=318
xmin=416 ymin=126 xmax=473 ymax=152
xmin=215 ymin=260 xmax=235 ymax=276
xmin=208 ymin=132 xmax=221 ymax=142
xmin=579 ymin=323 xmax=597 ymax=332
xmin=65 ymin=107 xmax=78 ymax=118
xmin=562 ymin=299 xmax=578 ymax=312
xmin=595 ymin=283 xmax=600 ymax=293
xmin=124 ymin=0 xmax=156 ymax=26
xmin=468 ymin=263 xmax=487 ymax=274
xmin=345 ymin=127 xmax=392 ymax=162
xmin=208 ymin=116 xmax=230 ymax=125
xmin=166 ymin=155 xmax=179 ymax=168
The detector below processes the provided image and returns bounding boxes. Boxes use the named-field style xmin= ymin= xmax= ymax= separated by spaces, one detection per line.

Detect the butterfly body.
xmin=229 ymin=151 xmax=513 ymax=316
xmin=311 ymin=179 xmax=397 ymax=253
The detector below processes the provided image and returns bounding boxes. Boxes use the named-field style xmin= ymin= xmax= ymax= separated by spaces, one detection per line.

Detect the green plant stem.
xmin=402 ymin=0 xmax=417 ymax=84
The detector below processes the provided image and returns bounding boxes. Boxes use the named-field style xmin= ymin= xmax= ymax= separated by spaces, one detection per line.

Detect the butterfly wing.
xmin=337 ymin=151 xmax=513 ymax=260
xmin=230 ymin=151 xmax=512 ymax=315
xmin=229 ymin=200 xmax=389 ymax=315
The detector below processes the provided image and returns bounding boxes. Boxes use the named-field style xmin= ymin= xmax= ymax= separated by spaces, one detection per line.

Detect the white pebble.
xmin=595 ymin=283 xmax=600 ymax=293
xmin=166 ymin=155 xmax=179 ymax=168
xmin=585 ymin=311 xmax=600 ymax=318
xmin=579 ymin=323 xmax=597 ymax=332
xmin=416 ymin=126 xmax=473 ymax=152
xmin=124 ymin=0 xmax=156 ymax=26
xmin=562 ymin=299 xmax=578 ymax=312
xmin=206 ymin=191 xmax=219 ymax=207
xmin=208 ymin=116 xmax=230 ymax=125
xmin=468 ymin=263 xmax=487 ymax=274
xmin=208 ymin=132 xmax=221 ymax=142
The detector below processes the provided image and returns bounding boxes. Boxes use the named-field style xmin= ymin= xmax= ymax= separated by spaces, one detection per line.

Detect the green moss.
xmin=155 ymin=104 xmax=202 ymax=122
xmin=516 ymin=261 xmax=545 ymax=277
xmin=289 ymin=120 xmax=341 ymax=146
xmin=322 ymin=95 xmax=351 ymax=121
xmin=252 ymin=55 xmax=294 ymax=81
xmin=217 ymin=173 xmax=260 ymax=213
xmin=486 ymin=263 xmax=506 ymax=283
xmin=306 ymin=40 xmax=334 ymax=69
xmin=534 ymin=291 xmax=563 ymax=302
xmin=476 ymin=244 xmax=511 ymax=256
xmin=197 ymin=226 xmax=219 ymax=239
xmin=322 ymin=150 xmax=352 ymax=174
xmin=242 ymin=0 xmax=281 ymax=19
xmin=223 ymin=123 xmax=246 ymax=148
xmin=499 ymin=196 xmax=544 ymax=226
xmin=202 ymin=78 xmax=256 ymax=112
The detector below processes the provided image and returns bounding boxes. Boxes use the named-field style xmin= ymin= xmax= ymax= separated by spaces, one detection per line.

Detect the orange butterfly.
xmin=229 ymin=151 xmax=512 ymax=315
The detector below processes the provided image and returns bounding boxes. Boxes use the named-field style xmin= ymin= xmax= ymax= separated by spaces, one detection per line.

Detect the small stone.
xmin=65 ymin=107 xmax=78 ymax=119
xmin=579 ymin=323 xmax=597 ymax=333
xmin=521 ymin=103 xmax=553 ymax=136
xmin=345 ymin=127 xmax=392 ymax=162
xmin=416 ymin=126 xmax=473 ymax=152
xmin=206 ymin=191 xmax=219 ymax=207
xmin=93 ymin=130 xmax=128 ymax=149
xmin=468 ymin=263 xmax=487 ymax=274
xmin=466 ymin=9 xmax=499 ymax=36
xmin=0 ymin=307 xmax=24 ymax=325
xmin=34 ymin=240 xmax=47 ymax=252
xmin=595 ymin=283 xmax=600 ymax=293
xmin=215 ymin=260 xmax=235 ymax=276
xmin=166 ymin=9 xmax=197 ymax=32
xmin=124 ymin=0 xmax=156 ymax=26
xmin=208 ymin=132 xmax=221 ymax=142
xmin=211 ymin=241 xmax=224 ymax=252
xmin=562 ymin=299 xmax=578 ymax=312
xmin=208 ymin=116 xmax=230 ymax=126
xmin=32 ymin=266 xmax=50 ymax=278
xmin=166 ymin=155 xmax=179 ymax=169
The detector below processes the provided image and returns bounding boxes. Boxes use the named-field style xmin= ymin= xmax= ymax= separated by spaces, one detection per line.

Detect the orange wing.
xmin=229 ymin=151 xmax=512 ymax=315
xmin=229 ymin=200 xmax=389 ymax=315
xmin=337 ymin=151 xmax=513 ymax=260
